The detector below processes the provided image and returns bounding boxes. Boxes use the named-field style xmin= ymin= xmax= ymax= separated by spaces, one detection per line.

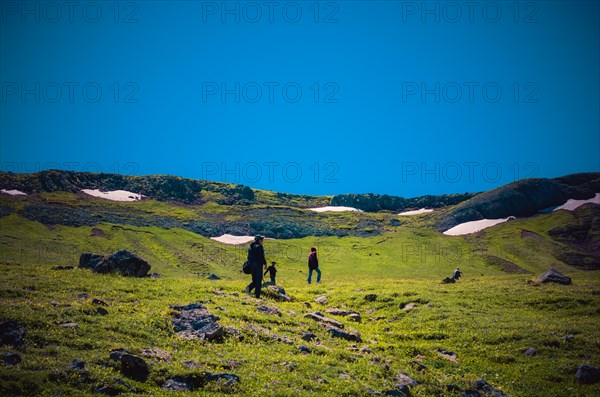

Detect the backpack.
xmin=308 ymin=252 xmax=318 ymax=270
xmin=242 ymin=261 xmax=252 ymax=274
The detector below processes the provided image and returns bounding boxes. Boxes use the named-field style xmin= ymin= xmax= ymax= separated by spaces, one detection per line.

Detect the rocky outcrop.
xmin=0 ymin=320 xmax=26 ymax=348
xmin=121 ymin=354 xmax=150 ymax=382
xmin=330 ymin=192 xmax=477 ymax=212
xmin=437 ymin=173 xmax=600 ymax=231
xmin=172 ymin=303 xmax=224 ymax=341
xmin=79 ymin=250 xmax=151 ymax=277
xmin=536 ymin=268 xmax=572 ymax=285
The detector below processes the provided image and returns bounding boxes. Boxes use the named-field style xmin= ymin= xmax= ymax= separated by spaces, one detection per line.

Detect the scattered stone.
xmin=50 ymin=301 xmax=59 ymax=306
xmin=437 ymin=348 xmax=458 ymax=363
xmin=163 ymin=378 xmax=192 ymax=392
xmin=360 ymin=346 xmax=372 ymax=354
xmin=109 ymin=348 xmax=127 ymax=361
xmin=0 ymin=320 xmax=26 ymax=348
xmin=182 ymin=360 xmax=201 ymax=369
xmin=364 ymin=294 xmax=377 ymax=302
xmin=524 ymin=347 xmax=538 ymax=357
xmin=71 ymin=359 xmax=87 ymax=371
xmin=315 ymin=295 xmax=328 ymax=305
xmin=304 ymin=312 xmax=344 ymax=329
xmin=396 ymin=373 xmax=418 ymax=387
xmin=212 ymin=290 xmax=226 ymax=296
xmin=543 ymin=340 xmax=560 ymax=348
xmin=95 ymin=385 xmax=122 ymax=395
xmin=257 ymin=305 xmax=282 ymax=316
xmin=326 ymin=326 xmax=361 ymax=342
xmin=2 ymin=352 xmax=21 ymax=366
xmin=172 ymin=302 xmax=224 ymax=342
xmin=224 ymin=326 xmax=244 ymax=342
xmin=474 ymin=378 xmax=508 ymax=397
xmin=91 ymin=228 xmax=106 ymax=237
xmin=410 ymin=360 xmax=427 ymax=371
xmin=326 ymin=308 xmax=355 ymax=316
xmin=205 ymin=372 xmax=240 ymax=386
xmin=298 ymin=345 xmax=311 ymax=354
xmin=366 ymin=387 xmax=383 ymax=395
xmin=536 ymin=268 xmax=572 ymax=285
xmin=244 ymin=325 xmax=293 ymax=345
xmin=349 ymin=313 xmax=362 ymax=322
xmin=147 ymin=272 xmax=162 ymax=279
xmin=97 ymin=307 xmax=109 ymax=316
xmin=401 ymin=303 xmax=418 ymax=311
xmin=265 ymin=285 xmax=292 ymax=302
xmin=52 ymin=266 xmax=74 ymax=270
xmin=301 ymin=332 xmax=317 ymax=342
xmin=207 ymin=274 xmax=221 ymax=280
xmin=302 ymin=302 xmax=312 ymax=309
xmin=77 ymin=293 xmax=91 ymax=299
xmin=92 ymin=298 xmax=108 ymax=306
xmin=120 ymin=354 xmax=150 ymax=382
xmin=79 ymin=250 xmax=151 ymax=277
xmin=59 ymin=322 xmax=79 ymax=329
xmin=384 ymin=389 xmax=406 ymax=396
xmin=575 ymin=364 xmax=600 ymax=384
xmin=281 ymin=362 xmax=297 ymax=371
xmin=140 ymin=348 xmax=171 ymax=362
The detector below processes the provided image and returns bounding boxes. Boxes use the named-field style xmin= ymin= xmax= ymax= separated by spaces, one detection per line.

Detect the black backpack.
xmin=242 ymin=261 xmax=252 ymax=274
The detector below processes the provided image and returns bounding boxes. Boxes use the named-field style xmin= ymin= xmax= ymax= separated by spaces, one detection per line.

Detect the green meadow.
xmin=0 ymin=196 xmax=599 ymax=396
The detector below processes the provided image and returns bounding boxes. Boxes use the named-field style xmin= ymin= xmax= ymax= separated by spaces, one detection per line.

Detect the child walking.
xmin=264 ymin=261 xmax=277 ymax=285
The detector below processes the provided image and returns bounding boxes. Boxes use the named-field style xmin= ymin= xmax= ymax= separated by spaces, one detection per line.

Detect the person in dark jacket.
xmin=307 ymin=247 xmax=321 ymax=284
xmin=246 ymin=235 xmax=267 ymax=298
xmin=453 ymin=267 xmax=462 ymax=280
xmin=264 ymin=261 xmax=277 ymax=285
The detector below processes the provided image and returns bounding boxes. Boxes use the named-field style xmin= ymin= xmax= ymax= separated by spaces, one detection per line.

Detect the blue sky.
xmin=1 ymin=1 xmax=598 ymax=197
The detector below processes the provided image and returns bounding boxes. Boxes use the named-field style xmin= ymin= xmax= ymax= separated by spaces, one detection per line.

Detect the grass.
xmin=0 ymin=201 xmax=599 ymax=396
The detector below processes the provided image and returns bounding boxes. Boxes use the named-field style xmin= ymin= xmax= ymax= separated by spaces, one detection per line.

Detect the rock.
xmin=172 ymin=302 xmax=224 ymax=342
xmin=97 ymin=307 xmax=109 ymax=316
xmin=147 ymin=272 xmax=161 ymax=278
xmin=326 ymin=326 xmax=362 ymax=342
xmin=575 ymin=364 xmax=600 ymax=384
xmin=473 ymin=379 xmax=508 ymax=397
xmin=349 ymin=313 xmax=362 ymax=322
xmin=364 ymin=294 xmax=377 ymax=302
xmin=71 ymin=359 xmax=87 ymax=371
xmin=257 ymin=305 xmax=282 ymax=316
xmin=265 ymin=285 xmax=292 ymax=302
xmin=0 ymin=320 xmax=26 ymax=348
xmin=91 ymin=227 xmax=106 ymax=237
xmin=109 ymin=348 xmax=127 ymax=361
xmin=2 ymin=352 xmax=21 ymax=366
xmin=52 ymin=266 xmax=74 ymax=270
xmin=224 ymin=327 xmax=244 ymax=342
xmin=59 ymin=322 xmax=79 ymax=329
xmin=524 ymin=347 xmax=537 ymax=356
xmin=536 ymin=268 xmax=572 ymax=285
xmin=437 ymin=348 xmax=458 ymax=363
xmin=326 ymin=308 xmax=356 ymax=317
xmin=244 ymin=325 xmax=293 ymax=345
xmin=396 ymin=373 xmax=418 ymax=387
xmin=298 ymin=345 xmax=311 ymax=354
xmin=205 ymin=372 xmax=240 ymax=386
xmin=120 ymin=354 xmax=150 ymax=382
xmin=50 ymin=301 xmax=59 ymax=306
xmin=302 ymin=302 xmax=312 ymax=309
xmin=304 ymin=312 xmax=344 ymax=329
xmin=77 ymin=293 xmax=91 ymax=299
xmin=140 ymin=348 xmax=171 ymax=362
xmin=79 ymin=250 xmax=151 ymax=277
xmin=301 ymin=332 xmax=317 ymax=342
xmin=163 ymin=378 xmax=191 ymax=392
xmin=207 ymin=273 xmax=221 ymax=280
xmin=315 ymin=295 xmax=328 ymax=304
xmin=401 ymin=303 xmax=418 ymax=311
xmin=92 ymin=298 xmax=108 ymax=306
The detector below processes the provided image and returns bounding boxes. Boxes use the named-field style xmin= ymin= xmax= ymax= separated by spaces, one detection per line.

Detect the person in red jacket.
xmin=307 ymin=247 xmax=321 ymax=284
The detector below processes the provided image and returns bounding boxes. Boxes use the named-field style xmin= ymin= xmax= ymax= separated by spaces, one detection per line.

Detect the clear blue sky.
xmin=1 ymin=1 xmax=598 ymax=197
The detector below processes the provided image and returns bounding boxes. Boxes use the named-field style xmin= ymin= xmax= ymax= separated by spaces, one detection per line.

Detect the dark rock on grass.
xmin=0 ymin=320 xmax=26 ymax=348
xmin=536 ymin=268 xmax=572 ymax=285
xmin=264 ymin=285 xmax=292 ymax=302
xmin=95 ymin=385 xmax=123 ymax=395
xmin=326 ymin=326 xmax=361 ymax=342
xmin=473 ymin=378 xmax=508 ymax=397
xmin=298 ymin=345 xmax=311 ymax=354
xmin=301 ymin=332 xmax=317 ymax=342
xmin=77 ymin=293 xmax=91 ymax=299
xmin=79 ymin=250 xmax=151 ymax=277
xmin=575 ymin=364 xmax=600 ymax=384
xmin=71 ymin=359 xmax=87 ymax=371
xmin=147 ymin=272 xmax=162 ymax=279
xmin=396 ymin=373 xmax=418 ymax=387
xmin=2 ymin=352 xmax=22 ymax=366
xmin=364 ymin=294 xmax=377 ymax=302
xmin=384 ymin=389 xmax=407 ymax=396
xmin=257 ymin=305 xmax=282 ymax=316
xmin=207 ymin=273 xmax=221 ymax=280
xmin=315 ymin=295 xmax=328 ymax=304
xmin=109 ymin=348 xmax=127 ymax=361
xmin=120 ymin=354 xmax=150 ymax=382
xmin=163 ymin=372 xmax=239 ymax=390
xmin=524 ymin=347 xmax=538 ymax=356
xmin=244 ymin=325 xmax=294 ymax=345
xmin=52 ymin=266 xmax=74 ymax=270
xmin=304 ymin=312 xmax=344 ymax=329
xmin=59 ymin=322 xmax=79 ymax=329
xmin=172 ymin=303 xmax=224 ymax=342
xmin=163 ymin=377 xmax=193 ymax=391
xmin=224 ymin=326 xmax=244 ymax=342
xmin=97 ymin=307 xmax=109 ymax=316
xmin=92 ymin=298 xmax=108 ymax=306
xmin=140 ymin=348 xmax=171 ymax=362
xmin=349 ymin=313 xmax=362 ymax=322
xmin=205 ymin=372 xmax=240 ymax=386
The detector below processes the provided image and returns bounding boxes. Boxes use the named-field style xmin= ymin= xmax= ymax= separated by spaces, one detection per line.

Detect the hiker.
xmin=307 ymin=247 xmax=321 ymax=284
xmin=453 ymin=267 xmax=462 ymax=280
xmin=264 ymin=261 xmax=277 ymax=285
xmin=246 ymin=235 xmax=267 ymax=298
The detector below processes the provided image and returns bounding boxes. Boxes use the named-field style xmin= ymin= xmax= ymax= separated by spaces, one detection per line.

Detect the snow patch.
xmin=443 ymin=217 xmax=514 ymax=236
xmin=1 ymin=189 xmax=27 ymax=196
xmin=398 ymin=208 xmax=433 ymax=216
xmin=210 ymin=234 xmax=276 ymax=245
xmin=81 ymin=189 xmax=145 ymax=202
xmin=553 ymin=193 xmax=600 ymax=212
xmin=308 ymin=206 xmax=362 ymax=213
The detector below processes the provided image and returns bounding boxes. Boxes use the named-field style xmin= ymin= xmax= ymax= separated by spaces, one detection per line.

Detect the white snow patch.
xmin=1 ymin=189 xmax=27 ymax=196
xmin=443 ymin=217 xmax=514 ymax=236
xmin=398 ymin=208 xmax=434 ymax=216
xmin=553 ymin=193 xmax=600 ymax=212
xmin=81 ymin=189 xmax=145 ymax=202
xmin=308 ymin=206 xmax=362 ymax=213
xmin=210 ymin=234 xmax=276 ymax=245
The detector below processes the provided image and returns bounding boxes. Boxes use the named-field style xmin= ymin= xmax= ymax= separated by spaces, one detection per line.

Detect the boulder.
xmin=315 ymin=295 xmax=328 ymax=304
xmin=172 ymin=303 xmax=224 ymax=342
xmin=97 ymin=307 xmax=109 ymax=316
xmin=79 ymin=250 xmax=151 ymax=277
xmin=301 ymin=332 xmax=317 ymax=342
xmin=264 ymin=285 xmax=292 ymax=302
xmin=0 ymin=320 xmax=26 ymax=348
xmin=257 ymin=306 xmax=282 ymax=317
xmin=327 ymin=326 xmax=361 ymax=342
xmin=364 ymin=294 xmax=377 ymax=302
xmin=2 ymin=352 xmax=22 ymax=366
xmin=523 ymin=347 xmax=537 ymax=357
xmin=304 ymin=312 xmax=344 ymax=329
xmin=536 ymin=268 xmax=572 ymax=285
xmin=575 ymin=364 xmax=600 ymax=384
xmin=121 ymin=354 xmax=150 ymax=382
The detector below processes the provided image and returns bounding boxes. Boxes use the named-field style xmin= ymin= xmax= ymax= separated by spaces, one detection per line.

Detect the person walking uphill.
xmin=307 ymin=247 xmax=321 ymax=284
xmin=246 ymin=235 xmax=267 ymax=298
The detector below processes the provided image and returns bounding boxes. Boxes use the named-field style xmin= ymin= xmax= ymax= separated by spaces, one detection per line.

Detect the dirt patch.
xmin=520 ymin=229 xmax=544 ymax=241
xmin=484 ymin=255 xmax=533 ymax=274
xmin=91 ymin=228 xmax=106 ymax=237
